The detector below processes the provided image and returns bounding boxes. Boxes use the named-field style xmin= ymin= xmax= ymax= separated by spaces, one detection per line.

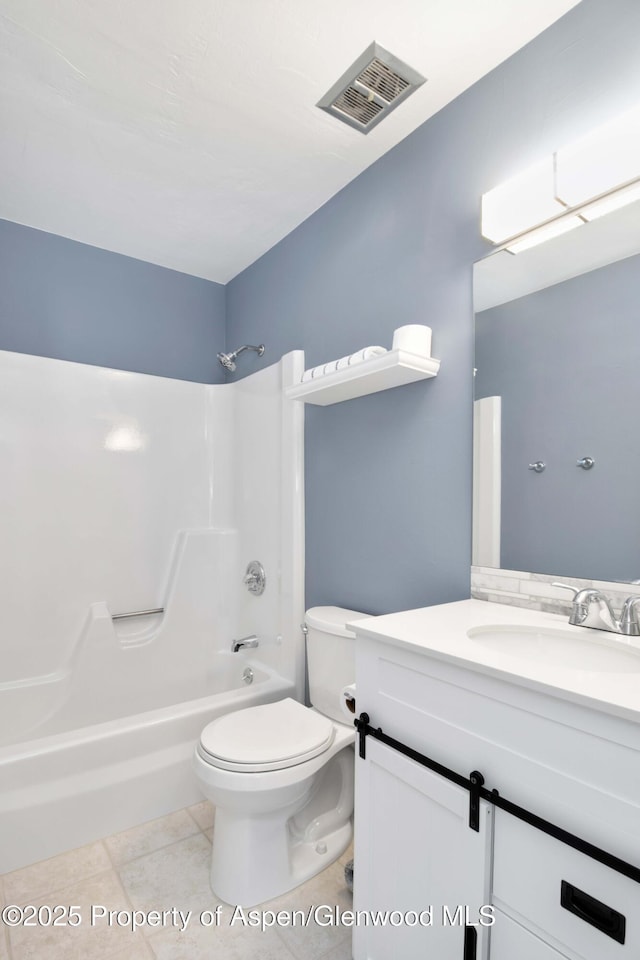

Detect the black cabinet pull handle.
xmin=561 ymin=880 xmax=626 ymax=944
xmin=463 ymin=925 xmax=477 ymax=959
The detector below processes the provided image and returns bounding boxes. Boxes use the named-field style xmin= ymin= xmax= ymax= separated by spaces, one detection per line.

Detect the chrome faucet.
xmin=231 ymin=634 xmax=259 ymax=653
xmin=619 ymin=596 xmax=640 ymax=637
xmin=553 ymin=583 xmax=640 ymax=636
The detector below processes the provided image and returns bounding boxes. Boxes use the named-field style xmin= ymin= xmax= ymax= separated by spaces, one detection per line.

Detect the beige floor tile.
xmin=0 ymin=876 xmax=8 ymax=960
xmin=338 ymin=842 xmax=353 ymax=867
xmin=3 ymin=842 xmax=112 ymax=904
xmin=186 ymin=801 xmax=215 ymax=833
xmin=317 ymin=939 xmax=353 ymax=960
xmin=118 ymin=834 xmax=216 ymax=917
xmin=268 ymin=859 xmax=353 ymax=960
xmin=104 ymin=811 xmax=200 ymax=867
xmin=0 ymin=924 xmax=9 ymax=960
xmin=147 ymin=915 xmax=294 ymax=960
xmin=106 ymin=944 xmax=154 ymax=960
xmin=1 ymin=810 xmax=352 ymax=960
xmin=8 ymin=869 xmax=142 ymax=960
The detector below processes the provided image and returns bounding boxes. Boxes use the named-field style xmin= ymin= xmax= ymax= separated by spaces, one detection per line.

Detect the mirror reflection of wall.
xmin=476 ymin=252 xmax=640 ymax=582
xmin=473 ymin=201 xmax=640 ymax=585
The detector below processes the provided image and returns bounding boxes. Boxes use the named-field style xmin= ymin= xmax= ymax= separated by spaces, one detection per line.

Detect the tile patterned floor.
xmin=0 ymin=803 xmax=353 ymax=960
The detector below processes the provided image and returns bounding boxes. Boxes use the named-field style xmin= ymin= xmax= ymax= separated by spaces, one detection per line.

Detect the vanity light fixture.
xmin=482 ymin=103 xmax=640 ymax=253
xmin=555 ymin=104 xmax=640 ymax=209
xmin=503 ymin=214 xmax=584 ymax=254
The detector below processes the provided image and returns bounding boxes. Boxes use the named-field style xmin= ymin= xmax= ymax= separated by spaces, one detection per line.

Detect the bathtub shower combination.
xmin=0 ymin=349 xmax=304 ymax=873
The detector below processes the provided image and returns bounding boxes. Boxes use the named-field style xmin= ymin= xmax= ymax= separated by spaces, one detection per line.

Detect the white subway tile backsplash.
xmin=484 ymin=593 xmax=542 ymax=610
xmin=497 ymin=568 xmax=532 ymax=580
xmin=539 ymin=600 xmax=572 ymax=615
xmin=471 ymin=566 xmax=635 ymax=615
xmin=472 ymin=573 xmax=521 ymax=593
xmin=525 ymin=581 xmax=574 ymax=601
xmin=472 ymin=587 xmax=522 ymax=600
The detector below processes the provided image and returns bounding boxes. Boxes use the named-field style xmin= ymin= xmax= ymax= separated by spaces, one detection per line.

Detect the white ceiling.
xmin=0 ymin=0 xmax=580 ymax=283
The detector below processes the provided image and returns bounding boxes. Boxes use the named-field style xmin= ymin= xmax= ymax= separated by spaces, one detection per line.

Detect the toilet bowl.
xmin=194 ymin=698 xmax=355 ymax=905
xmin=193 ymin=605 xmax=369 ymax=906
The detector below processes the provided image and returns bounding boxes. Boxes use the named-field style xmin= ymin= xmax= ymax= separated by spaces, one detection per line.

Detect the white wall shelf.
xmin=285 ymin=349 xmax=440 ymax=406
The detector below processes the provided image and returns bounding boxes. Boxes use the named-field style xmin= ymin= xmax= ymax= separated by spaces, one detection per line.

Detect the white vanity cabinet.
xmin=353 ymin=736 xmax=492 ymax=959
xmin=491 ymin=811 xmax=637 ymax=959
xmin=490 ymin=911 xmax=569 ymax=959
xmin=350 ymin=601 xmax=640 ymax=960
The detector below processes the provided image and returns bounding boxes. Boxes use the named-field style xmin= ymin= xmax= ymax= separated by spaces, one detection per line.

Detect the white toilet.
xmin=193 ymin=605 xmax=368 ymax=906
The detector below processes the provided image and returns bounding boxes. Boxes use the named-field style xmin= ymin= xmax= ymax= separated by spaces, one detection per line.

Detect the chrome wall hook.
xmin=528 ymin=461 xmax=546 ymax=473
xmin=576 ymin=456 xmax=595 ymax=470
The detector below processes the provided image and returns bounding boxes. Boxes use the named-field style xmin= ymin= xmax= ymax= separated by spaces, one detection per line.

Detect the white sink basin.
xmin=467 ymin=625 xmax=640 ymax=673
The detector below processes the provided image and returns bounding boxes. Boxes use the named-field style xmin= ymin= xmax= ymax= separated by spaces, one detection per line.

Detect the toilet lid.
xmin=199 ymin=698 xmax=335 ymax=772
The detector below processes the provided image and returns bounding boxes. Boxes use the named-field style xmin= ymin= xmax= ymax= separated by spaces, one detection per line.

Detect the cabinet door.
xmin=353 ymin=738 xmax=492 ymax=960
xmin=491 ymin=910 xmax=570 ymax=959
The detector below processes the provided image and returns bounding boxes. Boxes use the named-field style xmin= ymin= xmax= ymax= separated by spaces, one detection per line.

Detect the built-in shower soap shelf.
xmin=285 ymin=349 xmax=440 ymax=406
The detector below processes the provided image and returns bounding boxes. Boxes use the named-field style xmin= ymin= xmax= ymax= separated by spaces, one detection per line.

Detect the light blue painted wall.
xmin=226 ymin=0 xmax=640 ymax=614
xmin=0 ymin=220 xmax=227 ymax=383
xmin=475 ymin=253 xmax=640 ymax=583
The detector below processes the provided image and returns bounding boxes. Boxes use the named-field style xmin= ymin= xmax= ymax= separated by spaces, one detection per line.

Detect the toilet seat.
xmin=198 ymin=698 xmax=335 ymax=772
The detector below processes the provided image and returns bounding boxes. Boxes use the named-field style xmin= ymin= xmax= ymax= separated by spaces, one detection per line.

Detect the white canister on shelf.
xmin=392 ymin=324 xmax=432 ymax=357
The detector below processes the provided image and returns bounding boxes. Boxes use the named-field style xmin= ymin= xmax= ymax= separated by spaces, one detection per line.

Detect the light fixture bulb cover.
xmin=505 ymin=215 xmax=583 ymax=254
xmin=579 ymin=181 xmax=640 ymax=221
xmin=555 ymin=104 xmax=640 ymax=207
xmin=481 ymin=101 xmax=640 ymax=250
xmin=481 ymin=157 xmax=565 ymax=244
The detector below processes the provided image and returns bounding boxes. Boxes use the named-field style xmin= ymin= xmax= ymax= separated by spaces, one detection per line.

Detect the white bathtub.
xmin=0 ymin=654 xmax=294 ymax=873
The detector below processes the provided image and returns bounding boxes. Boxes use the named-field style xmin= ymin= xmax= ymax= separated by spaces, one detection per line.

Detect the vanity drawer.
xmin=492 ymin=810 xmax=639 ymax=959
xmin=491 ymin=910 xmax=570 ymax=959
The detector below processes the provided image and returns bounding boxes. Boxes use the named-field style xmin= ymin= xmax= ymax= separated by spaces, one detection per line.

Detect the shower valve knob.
xmin=244 ymin=560 xmax=266 ymax=596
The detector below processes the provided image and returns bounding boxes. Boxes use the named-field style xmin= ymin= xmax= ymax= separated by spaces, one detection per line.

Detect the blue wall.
xmin=0 ymin=220 xmax=227 ymax=383
xmin=226 ymin=0 xmax=640 ymax=614
xmin=476 ymin=253 xmax=640 ymax=583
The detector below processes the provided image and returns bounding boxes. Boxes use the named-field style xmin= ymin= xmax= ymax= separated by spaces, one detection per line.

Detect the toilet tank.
xmin=305 ymin=605 xmax=370 ymax=723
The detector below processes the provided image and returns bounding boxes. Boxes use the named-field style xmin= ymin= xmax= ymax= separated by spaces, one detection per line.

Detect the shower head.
xmin=217 ymin=352 xmax=237 ymax=372
xmin=217 ymin=344 xmax=265 ymax=373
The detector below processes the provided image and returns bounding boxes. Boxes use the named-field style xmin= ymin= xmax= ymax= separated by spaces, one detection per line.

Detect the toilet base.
xmin=205 ymin=743 xmax=355 ymax=906
xmin=289 ymin=819 xmax=352 ymax=893
xmin=194 ymin=708 xmax=356 ymax=907
xmin=211 ymin=814 xmax=352 ymax=906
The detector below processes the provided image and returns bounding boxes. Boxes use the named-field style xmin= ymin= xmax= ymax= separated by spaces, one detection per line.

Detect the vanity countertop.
xmin=349 ymin=598 xmax=640 ymax=723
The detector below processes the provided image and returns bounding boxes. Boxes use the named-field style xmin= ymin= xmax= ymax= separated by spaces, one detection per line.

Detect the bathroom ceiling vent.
xmin=317 ymin=42 xmax=426 ymax=134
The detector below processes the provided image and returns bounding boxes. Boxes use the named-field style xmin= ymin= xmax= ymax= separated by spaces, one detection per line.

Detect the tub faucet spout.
xmin=231 ymin=635 xmax=259 ymax=653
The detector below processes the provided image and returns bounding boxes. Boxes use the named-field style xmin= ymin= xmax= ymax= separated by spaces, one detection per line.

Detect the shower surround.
xmin=0 ymin=349 xmax=304 ymax=872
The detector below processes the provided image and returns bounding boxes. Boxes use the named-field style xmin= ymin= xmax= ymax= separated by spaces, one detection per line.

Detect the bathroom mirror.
xmin=473 ymin=198 xmax=640 ymax=583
